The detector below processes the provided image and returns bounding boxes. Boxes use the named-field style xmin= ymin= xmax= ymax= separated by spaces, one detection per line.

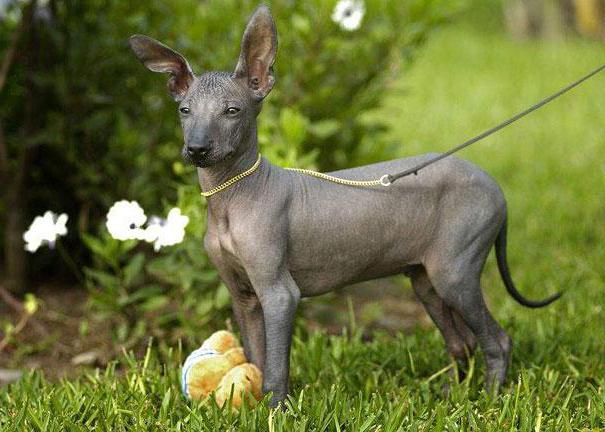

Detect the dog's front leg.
xmin=253 ymin=271 xmax=300 ymax=408
xmin=212 ymin=266 xmax=267 ymax=370
xmin=231 ymin=294 xmax=266 ymax=371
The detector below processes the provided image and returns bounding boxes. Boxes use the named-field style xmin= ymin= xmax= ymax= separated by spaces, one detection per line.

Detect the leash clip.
xmin=379 ymin=174 xmax=391 ymax=187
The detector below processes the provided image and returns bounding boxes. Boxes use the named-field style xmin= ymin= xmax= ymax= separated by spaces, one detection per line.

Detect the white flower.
xmin=143 ymin=208 xmax=189 ymax=251
xmin=105 ymin=200 xmax=147 ymax=241
xmin=139 ymin=215 xmax=163 ymax=243
xmin=105 ymin=201 xmax=189 ymax=250
xmin=23 ymin=211 xmax=68 ymax=252
xmin=332 ymin=0 xmax=365 ymax=31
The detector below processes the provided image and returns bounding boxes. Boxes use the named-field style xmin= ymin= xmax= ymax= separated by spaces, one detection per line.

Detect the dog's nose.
xmin=186 ymin=144 xmax=210 ymax=158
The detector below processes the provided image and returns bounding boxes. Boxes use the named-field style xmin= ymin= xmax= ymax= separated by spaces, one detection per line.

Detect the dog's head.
xmin=129 ymin=5 xmax=277 ymax=168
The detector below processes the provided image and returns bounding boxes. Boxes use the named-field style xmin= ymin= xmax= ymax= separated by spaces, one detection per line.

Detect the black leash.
xmin=384 ymin=64 xmax=605 ymax=185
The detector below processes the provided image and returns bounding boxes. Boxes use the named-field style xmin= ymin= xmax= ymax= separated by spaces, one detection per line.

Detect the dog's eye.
xmin=179 ymin=107 xmax=190 ymax=114
xmin=226 ymin=107 xmax=240 ymax=115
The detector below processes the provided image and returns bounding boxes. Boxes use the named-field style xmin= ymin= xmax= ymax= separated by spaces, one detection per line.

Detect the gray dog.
xmin=130 ymin=5 xmax=560 ymax=407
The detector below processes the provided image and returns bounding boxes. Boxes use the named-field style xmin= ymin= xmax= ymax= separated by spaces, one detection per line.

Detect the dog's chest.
xmin=205 ymin=218 xmax=246 ymax=275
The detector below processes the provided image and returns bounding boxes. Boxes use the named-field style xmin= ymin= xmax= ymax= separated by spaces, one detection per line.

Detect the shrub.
xmin=1 ymin=0 xmax=462 ymax=343
xmin=82 ymin=186 xmax=228 ymax=347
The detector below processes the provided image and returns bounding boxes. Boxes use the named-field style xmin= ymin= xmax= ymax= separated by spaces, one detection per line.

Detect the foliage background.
xmin=1 ymin=0 xmax=603 ymax=354
xmin=0 ymin=0 xmax=459 ymax=346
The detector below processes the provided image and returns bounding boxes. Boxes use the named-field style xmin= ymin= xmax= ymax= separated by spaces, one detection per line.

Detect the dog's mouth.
xmin=181 ymin=148 xmax=211 ymax=168
xmin=181 ymin=148 xmax=236 ymax=168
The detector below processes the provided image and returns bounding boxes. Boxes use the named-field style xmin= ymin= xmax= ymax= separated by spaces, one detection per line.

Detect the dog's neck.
xmin=197 ymin=136 xmax=262 ymax=211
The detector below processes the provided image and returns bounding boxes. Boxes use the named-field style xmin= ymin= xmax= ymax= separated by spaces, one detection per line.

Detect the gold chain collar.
xmin=200 ymin=154 xmax=392 ymax=198
xmin=200 ymin=153 xmax=263 ymax=197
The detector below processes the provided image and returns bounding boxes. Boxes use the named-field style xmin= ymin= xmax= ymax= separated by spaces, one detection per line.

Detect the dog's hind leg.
xmin=411 ymin=268 xmax=477 ymax=381
xmin=427 ymin=263 xmax=512 ymax=393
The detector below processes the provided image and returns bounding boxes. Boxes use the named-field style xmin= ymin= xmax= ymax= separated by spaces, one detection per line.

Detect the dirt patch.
xmin=0 ymin=278 xmax=432 ymax=380
xmin=302 ymin=276 xmax=432 ymax=337
xmin=0 ymin=284 xmax=113 ymax=380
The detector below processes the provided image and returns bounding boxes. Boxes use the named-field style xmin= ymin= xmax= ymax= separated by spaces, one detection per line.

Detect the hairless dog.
xmin=130 ymin=5 xmax=560 ymax=407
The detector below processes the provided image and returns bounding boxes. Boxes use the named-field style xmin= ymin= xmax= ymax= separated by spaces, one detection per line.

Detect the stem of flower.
xmin=0 ymin=310 xmax=31 ymax=353
xmin=56 ymin=240 xmax=84 ymax=284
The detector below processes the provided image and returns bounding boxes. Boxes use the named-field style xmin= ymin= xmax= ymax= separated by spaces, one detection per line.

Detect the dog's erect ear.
xmin=129 ymin=35 xmax=194 ymax=102
xmin=233 ymin=5 xmax=278 ymax=100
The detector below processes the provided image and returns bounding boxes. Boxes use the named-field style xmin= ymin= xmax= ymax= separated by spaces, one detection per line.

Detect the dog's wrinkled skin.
xmin=130 ymin=5 xmax=560 ymax=407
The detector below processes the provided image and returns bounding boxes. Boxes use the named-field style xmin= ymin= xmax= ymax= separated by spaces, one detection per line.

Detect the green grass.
xmin=2 ymin=21 xmax=605 ymax=432
xmin=1 ymin=328 xmax=604 ymax=431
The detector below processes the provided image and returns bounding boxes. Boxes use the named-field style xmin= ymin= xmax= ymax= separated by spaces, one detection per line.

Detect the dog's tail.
xmin=495 ymin=218 xmax=562 ymax=308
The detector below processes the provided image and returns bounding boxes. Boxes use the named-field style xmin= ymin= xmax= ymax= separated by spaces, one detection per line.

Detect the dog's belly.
xmin=290 ymin=262 xmax=417 ymax=296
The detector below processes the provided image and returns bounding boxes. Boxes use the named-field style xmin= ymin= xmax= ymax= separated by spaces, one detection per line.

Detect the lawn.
xmin=2 ymin=18 xmax=605 ymax=432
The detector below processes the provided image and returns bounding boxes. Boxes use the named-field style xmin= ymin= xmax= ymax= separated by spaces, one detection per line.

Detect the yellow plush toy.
xmin=214 ymin=363 xmax=263 ymax=408
xmin=181 ymin=330 xmax=263 ymax=409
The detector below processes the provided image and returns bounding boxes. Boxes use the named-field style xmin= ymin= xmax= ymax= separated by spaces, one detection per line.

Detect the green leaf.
xmin=81 ymin=232 xmax=106 ymax=256
xmin=117 ymin=284 xmax=163 ymax=307
xmin=214 ymin=283 xmax=231 ymax=310
xmin=123 ymin=252 xmax=146 ymax=287
xmin=195 ymin=298 xmax=214 ymax=316
xmin=81 ymin=232 xmax=115 ymax=267
xmin=23 ymin=294 xmax=39 ymax=315
xmin=84 ymin=268 xmax=120 ymax=291
xmin=309 ymin=119 xmax=341 ymax=139
xmin=120 ymin=239 xmax=140 ymax=255
xmin=291 ymin=13 xmax=311 ymax=34
xmin=140 ymin=295 xmax=170 ymax=312
xmin=279 ymin=107 xmax=309 ymax=147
